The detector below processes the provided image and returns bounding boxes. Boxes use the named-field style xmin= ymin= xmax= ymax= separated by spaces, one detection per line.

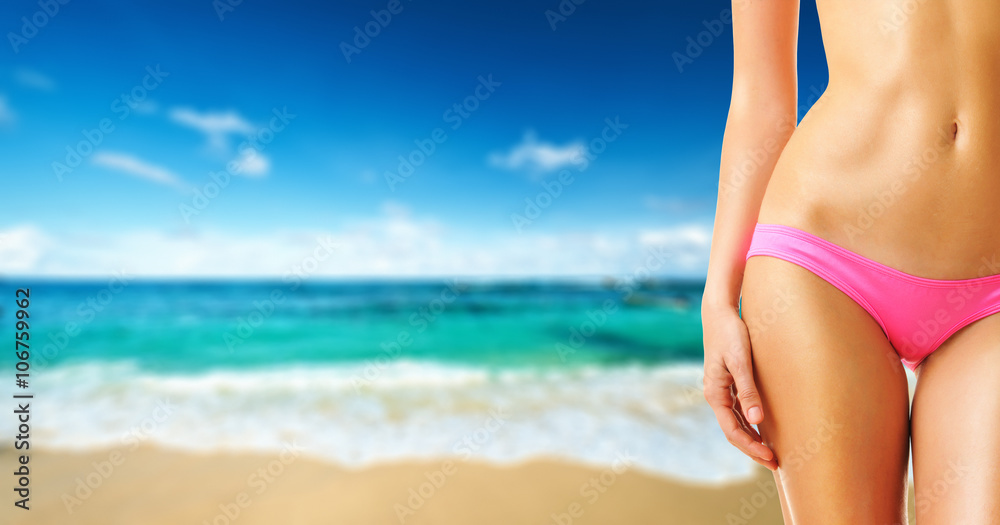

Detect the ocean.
xmin=2 ymin=279 xmax=756 ymax=483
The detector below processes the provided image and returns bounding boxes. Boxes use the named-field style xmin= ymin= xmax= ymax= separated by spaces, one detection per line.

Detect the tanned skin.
xmin=703 ymin=1 xmax=1000 ymax=522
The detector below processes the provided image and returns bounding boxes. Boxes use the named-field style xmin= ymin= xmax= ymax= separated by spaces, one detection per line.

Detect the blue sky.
xmin=0 ymin=0 xmax=828 ymax=277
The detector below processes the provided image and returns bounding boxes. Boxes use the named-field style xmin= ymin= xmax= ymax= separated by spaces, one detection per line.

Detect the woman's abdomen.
xmin=757 ymin=83 xmax=1000 ymax=279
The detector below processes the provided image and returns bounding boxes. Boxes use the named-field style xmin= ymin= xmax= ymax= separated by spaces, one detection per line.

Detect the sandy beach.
xmin=1 ymin=447 xmax=918 ymax=525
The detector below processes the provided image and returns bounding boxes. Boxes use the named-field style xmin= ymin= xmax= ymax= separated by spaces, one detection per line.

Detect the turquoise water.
xmin=1 ymin=279 xmax=757 ymax=482
xmin=9 ymin=279 xmax=705 ymax=372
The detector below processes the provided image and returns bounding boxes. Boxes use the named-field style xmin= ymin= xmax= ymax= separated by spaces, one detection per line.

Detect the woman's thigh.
xmin=911 ymin=312 xmax=1000 ymax=524
xmin=741 ymin=256 xmax=911 ymax=524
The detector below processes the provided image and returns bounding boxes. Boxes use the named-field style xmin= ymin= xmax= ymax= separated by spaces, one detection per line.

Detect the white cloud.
xmin=92 ymin=152 xmax=187 ymax=190
xmin=234 ymin=149 xmax=270 ymax=177
xmin=0 ymin=225 xmax=50 ymax=273
xmin=0 ymin=95 xmax=15 ymax=126
xmin=0 ymin=211 xmax=712 ymax=279
xmin=638 ymin=224 xmax=713 ymax=269
xmin=639 ymin=224 xmax=712 ymax=247
xmin=169 ymin=107 xmax=272 ymax=176
xmin=14 ymin=68 xmax=56 ymax=91
xmin=489 ymin=131 xmax=587 ymax=174
xmin=169 ymin=107 xmax=255 ymax=151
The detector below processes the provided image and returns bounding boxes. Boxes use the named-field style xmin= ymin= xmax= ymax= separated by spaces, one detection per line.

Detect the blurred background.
xmin=0 ymin=0 xmax=830 ymax=523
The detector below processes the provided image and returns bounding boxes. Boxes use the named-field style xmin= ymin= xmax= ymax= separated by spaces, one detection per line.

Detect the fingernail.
xmin=748 ymin=406 xmax=762 ymax=422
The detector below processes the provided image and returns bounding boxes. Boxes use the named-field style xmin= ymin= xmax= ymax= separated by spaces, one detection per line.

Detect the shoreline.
xmin=2 ymin=446 xmax=783 ymax=524
xmin=0 ymin=446 xmax=917 ymax=524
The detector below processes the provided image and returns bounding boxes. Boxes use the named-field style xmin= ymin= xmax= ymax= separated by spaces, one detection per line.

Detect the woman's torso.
xmin=758 ymin=0 xmax=1000 ymax=278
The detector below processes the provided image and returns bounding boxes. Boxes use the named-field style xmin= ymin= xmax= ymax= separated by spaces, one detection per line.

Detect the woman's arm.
xmin=705 ymin=0 xmax=798 ymax=310
xmin=702 ymin=0 xmax=799 ymax=470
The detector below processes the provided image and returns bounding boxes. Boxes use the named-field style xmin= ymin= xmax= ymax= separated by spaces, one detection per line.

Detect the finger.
xmin=711 ymin=404 xmax=774 ymax=462
xmin=751 ymin=454 xmax=779 ymax=471
xmin=704 ymin=369 xmax=774 ymax=461
xmin=703 ymin=371 xmax=737 ymax=407
xmin=731 ymin=394 xmax=774 ymax=461
xmin=727 ymin=353 xmax=764 ymax=425
xmin=730 ymin=398 xmax=763 ymax=443
xmin=705 ymin=374 xmax=772 ymax=459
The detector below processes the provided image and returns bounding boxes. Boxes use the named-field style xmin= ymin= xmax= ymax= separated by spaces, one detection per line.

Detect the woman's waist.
xmin=764 ymin=88 xmax=1000 ymax=237
xmin=757 ymin=162 xmax=1000 ymax=280
xmin=789 ymin=78 xmax=1000 ymax=161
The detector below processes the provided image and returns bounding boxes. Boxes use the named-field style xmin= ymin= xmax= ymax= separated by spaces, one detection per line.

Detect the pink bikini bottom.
xmin=745 ymin=223 xmax=1000 ymax=371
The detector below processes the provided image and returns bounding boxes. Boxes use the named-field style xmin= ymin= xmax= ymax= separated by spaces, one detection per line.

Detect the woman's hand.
xmin=701 ymin=302 xmax=777 ymax=471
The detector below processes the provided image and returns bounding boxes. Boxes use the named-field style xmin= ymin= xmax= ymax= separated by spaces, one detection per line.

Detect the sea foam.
xmin=17 ymin=360 xmax=756 ymax=483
